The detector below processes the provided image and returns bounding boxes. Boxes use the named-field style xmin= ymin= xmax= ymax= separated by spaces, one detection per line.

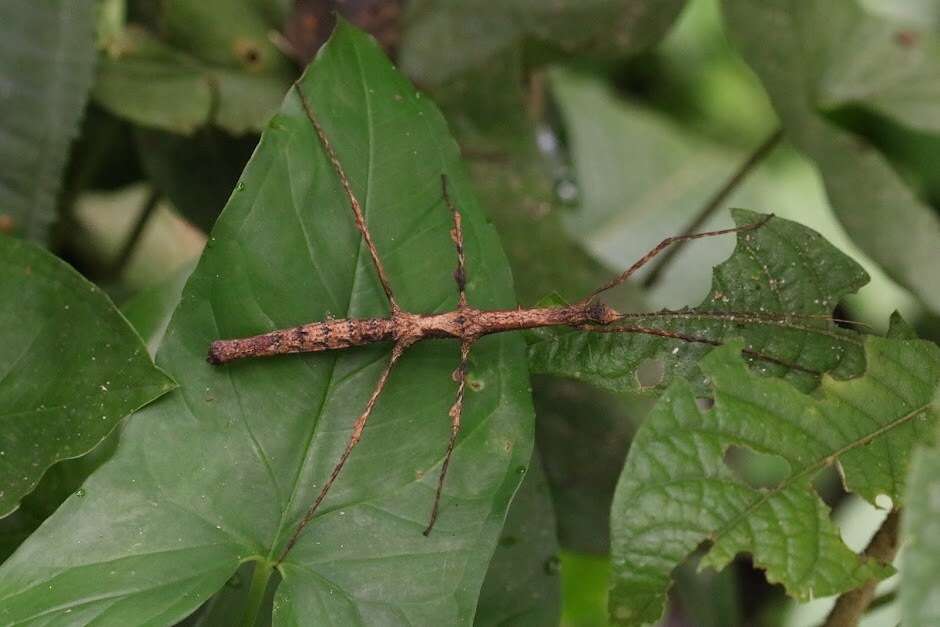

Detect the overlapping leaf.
xmin=94 ymin=1 xmax=295 ymax=134
xmin=0 ymin=0 xmax=96 ymax=242
xmin=609 ymin=334 xmax=940 ymax=626
xmin=902 ymin=425 xmax=940 ymax=627
xmin=722 ymin=0 xmax=940 ymax=314
xmin=0 ymin=235 xmax=175 ymax=516
xmin=528 ymin=210 xmax=869 ymax=395
xmin=0 ymin=23 xmax=533 ymax=625
xmin=401 ymin=0 xmax=686 ymax=84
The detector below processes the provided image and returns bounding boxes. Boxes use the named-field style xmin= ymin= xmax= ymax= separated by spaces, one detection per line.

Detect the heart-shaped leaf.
xmin=0 ymin=235 xmax=175 ymax=516
xmin=0 ymin=22 xmax=533 ymax=625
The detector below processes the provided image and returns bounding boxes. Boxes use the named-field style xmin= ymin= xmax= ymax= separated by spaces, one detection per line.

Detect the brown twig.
xmin=211 ymin=83 xmax=788 ymax=563
xmin=641 ymin=128 xmax=784 ymax=289
xmin=823 ymin=509 xmax=901 ymax=627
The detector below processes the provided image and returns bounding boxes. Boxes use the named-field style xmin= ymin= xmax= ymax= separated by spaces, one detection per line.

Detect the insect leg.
xmin=423 ymin=339 xmax=473 ymax=536
xmin=295 ymin=85 xmax=400 ymax=312
xmin=277 ymin=342 xmax=407 ymax=563
xmin=581 ymin=214 xmax=774 ymax=304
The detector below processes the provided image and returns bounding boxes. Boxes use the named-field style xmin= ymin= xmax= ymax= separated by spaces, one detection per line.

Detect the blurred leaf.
xmin=532 ymin=376 xmax=641 ymax=554
xmin=136 ymin=128 xmax=257 ymax=233
xmin=0 ymin=0 xmax=96 ymax=241
xmin=811 ymin=2 xmax=940 ymax=134
xmin=72 ymin=183 xmax=205 ymax=290
xmin=0 ymin=23 xmax=533 ymax=624
xmin=475 ymin=452 xmax=561 ymax=626
xmin=0 ymin=234 xmax=175 ymax=516
xmin=282 ymin=0 xmax=403 ymax=64
xmin=609 ymin=336 xmax=940 ymax=625
xmin=560 ymin=551 xmax=610 ymax=627
xmin=901 ymin=422 xmax=940 ymax=627
xmin=401 ymin=0 xmax=687 ymax=84
xmin=528 ymin=210 xmax=869 ymax=395
xmin=94 ymin=0 xmax=295 ymax=135
xmin=426 ymin=50 xmax=629 ymax=307
xmin=722 ymin=0 xmax=940 ymax=315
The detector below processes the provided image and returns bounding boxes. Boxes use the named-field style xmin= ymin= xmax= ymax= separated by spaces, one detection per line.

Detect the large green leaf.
xmin=0 ymin=22 xmax=533 ymax=625
xmin=94 ymin=1 xmax=295 ymax=134
xmin=0 ymin=0 xmax=96 ymax=242
xmin=722 ymin=0 xmax=940 ymax=314
xmin=475 ymin=452 xmax=561 ymax=626
xmin=609 ymin=335 xmax=940 ymax=626
xmin=902 ymin=425 xmax=940 ymax=627
xmin=528 ymin=210 xmax=869 ymax=395
xmin=401 ymin=0 xmax=687 ymax=84
xmin=0 ymin=235 xmax=175 ymax=517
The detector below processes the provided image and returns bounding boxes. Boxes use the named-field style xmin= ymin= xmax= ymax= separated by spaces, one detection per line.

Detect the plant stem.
xmin=823 ymin=509 xmax=901 ymax=627
xmin=642 ymin=127 xmax=784 ymax=289
xmin=110 ymin=188 xmax=161 ymax=278
xmin=241 ymin=560 xmax=273 ymax=627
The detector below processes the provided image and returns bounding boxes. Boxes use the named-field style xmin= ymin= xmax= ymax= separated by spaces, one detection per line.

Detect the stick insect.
xmin=208 ymin=85 xmax=781 ymax=564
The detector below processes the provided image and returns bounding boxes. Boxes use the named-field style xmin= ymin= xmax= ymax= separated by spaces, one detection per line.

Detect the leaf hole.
xmin=635 ymin=358 xmax=665 ymax=389
xmin=724 ymin=445 xmax=790 ymax=490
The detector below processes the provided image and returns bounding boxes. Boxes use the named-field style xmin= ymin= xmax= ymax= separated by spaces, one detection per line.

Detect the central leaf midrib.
xmin=710 ymin=398 xmax=930 ymax=546
xmin=269 ymin=43 xmax=382 ymax=560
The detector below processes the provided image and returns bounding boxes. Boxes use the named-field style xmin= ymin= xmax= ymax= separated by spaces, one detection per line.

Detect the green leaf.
xmin=401 ymin=0 xmax=687 ymax=84
xmin=722 ymin=0 xmax=940 ymax=314
xmin=609 ymin=336 xmax=940 ymax=626
xmin=94 ymin=1 xmax=295 ymax=135
xmin=901 ymin=420 xmax=940 ymax=627
xmin=135 ymin=128 xmax=257 ymax=233
xmin=528 ymin=210 xmax=869 ymax=395
xmin=0 ymin=0 xmax=96 ymax=241
xmin=0 ymin=22 xmax=533 ymax=625
xmin=475 ymin=452 xmax=561 ymax=626
xmin=0 ymin=235 xmax=175 ymax=516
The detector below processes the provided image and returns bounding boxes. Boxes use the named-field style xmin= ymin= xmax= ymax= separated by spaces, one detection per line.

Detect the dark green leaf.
xmin=0 ymin=23 xmax=533 ymax=624
xmin=532 ymin=376 xmax=641 ymax=554
xmin=475 ymin=452 xmax=561 ymax=626
xmin=609 ymin=336 xmax=940 ymax=625
xmin=401 ymin=0 xmax=687 ymax=84
xmin=0 ymin=235 xmax=175 ymax=516
xmin=529 ymin=210 xmax=869 ymax=395
xmin=722 ymin=0 xmax=940 ymax=314
xmin=0 ymin=0 xmax=96 ymax=241
xmin=135 ymin=128 xmax=256 ymax=233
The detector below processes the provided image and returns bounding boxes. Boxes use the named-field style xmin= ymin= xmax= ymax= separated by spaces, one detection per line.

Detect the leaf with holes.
xmin=528 ymin=210 xmax=869 ymax=395
xmin=608 ymin=334 xmax=940 ymax=626
xmin=0 ymin=22 xmax=533 ymax=625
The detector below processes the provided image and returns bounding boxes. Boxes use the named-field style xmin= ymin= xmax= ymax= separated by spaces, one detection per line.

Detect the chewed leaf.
xmin=528 ymin=210 xmax=869 ymax=395
xmin=609 ymin=336 xmax=940 ymax=626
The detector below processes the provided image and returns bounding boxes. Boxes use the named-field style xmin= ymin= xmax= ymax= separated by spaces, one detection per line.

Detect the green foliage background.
xmin=1 ymin=0 xmax=940 ymax=626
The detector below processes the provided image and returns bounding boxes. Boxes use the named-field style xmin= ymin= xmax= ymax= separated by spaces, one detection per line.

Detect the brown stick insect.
xmin=207 ymin=85 xmax=784 ymax=564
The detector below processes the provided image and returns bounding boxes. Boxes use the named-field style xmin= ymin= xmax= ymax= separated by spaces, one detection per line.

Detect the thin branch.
xmin=823 ymin=509 xmax=901 ymax=627
xmin=111 ymin=188 xmax=161 ymax=277
xmin=642 ymin=128 xmax=784 ymax=289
